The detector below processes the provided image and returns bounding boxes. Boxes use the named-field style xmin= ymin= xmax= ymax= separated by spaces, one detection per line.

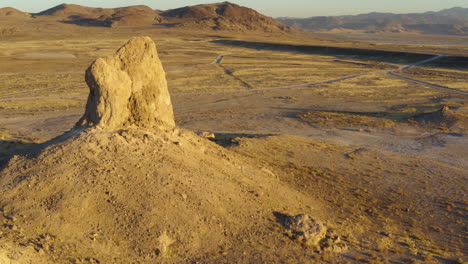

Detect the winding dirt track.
xmin=399 ymin=54 xmax=446 ymax=70
xmin=196 ymin=53 xmax=467 ymax=96
xmin=387 ymin=72 xmax=468 ymax=95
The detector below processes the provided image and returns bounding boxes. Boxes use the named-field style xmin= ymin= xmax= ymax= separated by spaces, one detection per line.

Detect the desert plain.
xmin=0 ymin=2 xmax=467 ymax=264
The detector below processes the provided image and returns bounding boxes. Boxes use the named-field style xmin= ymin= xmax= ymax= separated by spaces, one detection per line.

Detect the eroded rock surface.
xmin=77 ymin=36 xmax=175 ymax=129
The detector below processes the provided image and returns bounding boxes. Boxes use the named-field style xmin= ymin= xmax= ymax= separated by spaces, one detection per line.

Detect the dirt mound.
xmin=78 ymin=37 xmax=174 ymax=129
xmin=413 ymin=105 xmax=468 ymax=131
xmin=160 ymin=2 xmax=293 ymax=33
xmin=0 ymin=128 xmax=318 ymax=263
xmin=0 ymin=7 xmax=31 ymax=19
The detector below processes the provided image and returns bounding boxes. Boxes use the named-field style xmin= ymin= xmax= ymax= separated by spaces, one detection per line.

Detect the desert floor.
xmin=0 ymin=21 xmax=467 ymax=263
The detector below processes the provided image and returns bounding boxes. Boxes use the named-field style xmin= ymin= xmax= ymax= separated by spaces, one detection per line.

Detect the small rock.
xmin=325 ymin=243 xmax=348 ymax=253
xmin=379 ymin=231 xmax=390 ymax=237
xmin=260 ymin=167 xmax=277 ymax=179
xmin=284 ymin=214 xmax=327 ymax=247
xmin=197 ymin=131 xmax=215 ymax=139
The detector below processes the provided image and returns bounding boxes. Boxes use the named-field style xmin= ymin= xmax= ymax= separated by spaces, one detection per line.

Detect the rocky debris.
xmin=77 ymin=36 xmax=175 ymax=130
xmin=282 ymin=214 xmax=327 ymax=247
xmin=196 ymin=131 xmax=215 ymax=139
xmin=275 ymin=213 xmax=348 ymax=253
xmin=320 ymin=230 xmax=348 ymax=253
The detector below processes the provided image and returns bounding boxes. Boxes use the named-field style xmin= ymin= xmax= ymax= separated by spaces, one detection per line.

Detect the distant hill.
xmin=34 ymin=3 xmax=113 ymax=17
xmin=27 ymin=2 xmax=292 ymax=33
xmin=0 ymin=7 xmax=31 ymax=19
xmin=33 ymin=4 xmax=158 ymax=27
xmin=278 ymin=7 xmax=468 ymax=35
xmin=158 ymin=2 xmax=292 ymax=32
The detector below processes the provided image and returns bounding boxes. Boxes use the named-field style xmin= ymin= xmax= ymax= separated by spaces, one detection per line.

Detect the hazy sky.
xmin=2 ymin=0 xmax=467 ymax=17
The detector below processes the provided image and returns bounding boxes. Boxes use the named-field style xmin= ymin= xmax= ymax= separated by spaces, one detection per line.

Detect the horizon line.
xmin=1 ymin=2 xmax=466 ymax=18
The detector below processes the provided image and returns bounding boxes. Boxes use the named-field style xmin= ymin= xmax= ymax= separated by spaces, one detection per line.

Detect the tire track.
xmin=387 ymin=72 xmax=468 ymax=95
xmin=399 ymin=55 xmax=446 ymax=70
xmin=176 ymin=54 xmax=465 ymax=96
xmin=209 ymin=54 xmax=255 ymax=89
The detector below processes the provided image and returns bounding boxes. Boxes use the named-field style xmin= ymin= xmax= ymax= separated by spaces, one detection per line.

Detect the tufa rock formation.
xmin=77 ymin=36 xmax=175 ymax=129
xmin=0 ymin=37 xmax=334 ymax=263
xmin=413 ymin=105 xmax=468 ymax=131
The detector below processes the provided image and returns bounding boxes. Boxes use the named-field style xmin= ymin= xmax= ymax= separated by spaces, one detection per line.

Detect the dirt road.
xmin=198 ymin=53 xmax=465 ymax=96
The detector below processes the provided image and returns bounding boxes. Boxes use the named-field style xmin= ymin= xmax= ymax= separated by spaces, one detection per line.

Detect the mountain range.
xmin=278 ymin=7 xmax=468 ymax=35
xmin=0 ymin=2 xmax=293 ymax=33
xmin=1 ymin=3 xmax=467 ymax=36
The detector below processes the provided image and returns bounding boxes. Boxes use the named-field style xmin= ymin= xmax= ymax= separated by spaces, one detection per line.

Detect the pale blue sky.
xmin=2 ymin=0 xmax=467 ymax=17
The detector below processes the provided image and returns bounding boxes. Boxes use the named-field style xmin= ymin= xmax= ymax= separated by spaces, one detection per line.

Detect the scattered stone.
xmin=321 ymin=231 xmax=348 ymax=253
xmin=260 ymin=167 xmax=278 ymax=179
xmin=379 ymin=231 xmax=390 ymax=237
xmin=283 ymin=214 xmax=327 ymax=247
xmin=77 ymin=36 xmax=175 ymax=130
xmin=156 ymin=232 xmax=175 ymax=258
xmin=275 ymin=213 xmax=347 ymax=253
xmin=197 ymin=131 xmax=215 ymax=139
